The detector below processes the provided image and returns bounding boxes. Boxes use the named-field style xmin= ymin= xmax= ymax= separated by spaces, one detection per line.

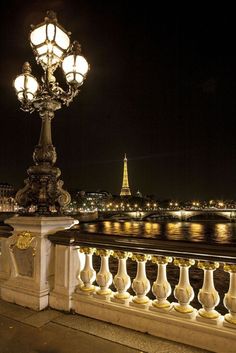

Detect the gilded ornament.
xmin=113 ymin=251 xmax=132 ymax=259
xmin=223 ymin=263 xmax=236 ymax=273
xmin=225 ymin=313 xmax=236 ymax=325
xmin=79 ymin=284 xmax=95 ymax=292
xmin=198 ymin=261 xmax=219 ymax=270
xmin=9 ymin=231 xmax=36 ymax=256
xmin=152 ymin=301 xmax=171 ymax=309
xmin=132 ymin=253 xmax=151 ymax=262
xmin=152 ymin=256 xmax=172 ymax=264
xmin=79 ymin=247 xmax=96 ymax=255
xmin=198 ymin=308 xmax=220 ymax=319
xmin=174 ymin=304 xmax=194 ymax=314
xmin=174 ymin=258 xmax=195 ymax=267
xmin=96 ymin=249 xmax=113 ymax=257
xmin=132 ymin=296 xmax=149 ymax=304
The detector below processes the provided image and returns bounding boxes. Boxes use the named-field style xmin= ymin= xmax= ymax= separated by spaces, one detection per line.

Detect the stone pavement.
xmin=0 ymin=300 xmax=210 ymax=353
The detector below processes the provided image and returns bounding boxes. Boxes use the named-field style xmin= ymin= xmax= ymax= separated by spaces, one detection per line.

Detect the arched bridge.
xmin=99 ymin=209 xmax=236 ymax=221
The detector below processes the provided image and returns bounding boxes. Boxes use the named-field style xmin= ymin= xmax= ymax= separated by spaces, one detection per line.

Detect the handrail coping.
xmin=0 ymin=223 xmax=14 ymax=238
xmin=48 ymin=230 xmax=236 ymax=263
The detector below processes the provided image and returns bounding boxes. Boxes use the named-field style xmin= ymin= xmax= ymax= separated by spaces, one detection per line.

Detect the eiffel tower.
xmin=120 ymin=154 xmax=131 ymax=196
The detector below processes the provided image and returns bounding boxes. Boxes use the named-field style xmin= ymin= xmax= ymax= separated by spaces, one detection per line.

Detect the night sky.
xmin=0 ymin=1 xmax=236 ymax=200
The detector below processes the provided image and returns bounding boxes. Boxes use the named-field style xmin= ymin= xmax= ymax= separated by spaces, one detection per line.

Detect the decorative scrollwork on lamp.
xmin=13 ymin=11 xmax=89 ymax=215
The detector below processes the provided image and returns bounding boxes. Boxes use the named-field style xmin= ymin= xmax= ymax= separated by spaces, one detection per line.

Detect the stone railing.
xmin=0 ymin=224 xmax=12 ymax=284
xmin=47 ymin=230 xmax=236 ymax=353
xmin=0 ymin=219 xmax=235 ymax=353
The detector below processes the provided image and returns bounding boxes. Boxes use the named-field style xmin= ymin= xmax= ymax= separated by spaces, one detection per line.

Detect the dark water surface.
xmin=78 ymin=221 xmax=236 ymax=314
xmin=78 ymin=220 xmax=236 ymax=244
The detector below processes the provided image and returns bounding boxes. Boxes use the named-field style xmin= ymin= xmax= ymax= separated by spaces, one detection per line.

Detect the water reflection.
xmin=213 ymin=223 xmax=231 ymax=243
xmin=80 ymin=220 xmax=236 ymax=244
xmin=166 ymin=222 xmax=182 ymax=239
xmin=188 ymin=223 xmax=204 ymax=242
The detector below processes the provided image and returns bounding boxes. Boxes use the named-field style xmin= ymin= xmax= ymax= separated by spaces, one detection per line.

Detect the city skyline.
xmin=0 ymin=2 xmax=236 ymax=200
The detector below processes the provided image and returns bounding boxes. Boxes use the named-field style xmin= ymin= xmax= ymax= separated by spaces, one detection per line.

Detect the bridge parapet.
xmin=100 ymin=209 xmax=236 ymax=221
xmin=46 ymin=230 xmax=236 ymax=353
xmin=1 ymin=220 xmax=236 ymax=352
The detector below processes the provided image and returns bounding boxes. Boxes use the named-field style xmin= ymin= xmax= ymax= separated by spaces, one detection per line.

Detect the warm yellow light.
xmin=14 ymin=73 xmax=38 ymax=101
xmin=30 ymin=25 xmax=47 ymax=46
xmin=30 ymin=21 xmax=70 ymax=68
xmin=62 ymin=54 xmax=89 ymax=85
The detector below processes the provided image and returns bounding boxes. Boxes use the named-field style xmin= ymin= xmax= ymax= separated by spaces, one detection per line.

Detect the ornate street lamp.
xmin=13 ymin=10 xmax=89 ymax=215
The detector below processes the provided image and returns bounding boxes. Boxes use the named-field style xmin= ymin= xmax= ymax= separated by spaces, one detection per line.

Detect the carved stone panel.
xmin=9 ymin=231 xmax=37 ymax=278
xmin=13 ymin=247 xmax=34 ymax=277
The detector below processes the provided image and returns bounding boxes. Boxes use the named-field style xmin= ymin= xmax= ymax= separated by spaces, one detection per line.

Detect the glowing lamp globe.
xmin=14 ymin=62 xmax=38 ymax=101
xmin=62 ymin=42 xmax=89 ymax=85
xmin=30 ymin=11 xmax=70 ymax=69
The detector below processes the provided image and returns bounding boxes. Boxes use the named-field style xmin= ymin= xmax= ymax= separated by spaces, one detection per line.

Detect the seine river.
xmin=78 ymin=220 xmax=236 ymax=244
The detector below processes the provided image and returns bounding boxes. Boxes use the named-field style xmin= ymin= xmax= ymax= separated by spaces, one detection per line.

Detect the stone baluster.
xmin=223 ymin=263 xmax=236 ymax=327
xmin=150 ymin=256 xmax=172 ymax=311
xmin=130 ymin=253 xmax=151 ymax=307
xmin=197 ymin=261 xmax=220 ymax=322
xmin=173 ymin=258 xmax=195 ymax=316
xmin=112 ymin=251 xmax=132 ymax=303
xmin=78 ymin=247 xmax=96 ymax=294
xmin=94 ymin=249 xmax=113 ymax=299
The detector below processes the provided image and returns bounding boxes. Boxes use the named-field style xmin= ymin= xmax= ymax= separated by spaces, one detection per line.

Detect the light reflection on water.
xmin=79 ymin=221 xmax=236 ymax=244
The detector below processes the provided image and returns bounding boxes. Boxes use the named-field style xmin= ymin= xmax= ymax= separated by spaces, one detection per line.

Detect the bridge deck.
xmin=0 ymin=299 xmax=207 ymax=353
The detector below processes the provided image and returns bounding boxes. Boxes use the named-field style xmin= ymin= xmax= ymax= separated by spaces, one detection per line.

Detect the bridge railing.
xmin=48 ymin=229 xmax=236 ymax=353
xmin=0 ymin=225 xmax=12 ymax=283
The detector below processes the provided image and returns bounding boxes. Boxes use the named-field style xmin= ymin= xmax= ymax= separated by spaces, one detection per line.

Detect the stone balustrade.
xmin=46 ymin=230 xmax=236 ymax=352
xmin=0 ymin=223 xmax=236 ymax=352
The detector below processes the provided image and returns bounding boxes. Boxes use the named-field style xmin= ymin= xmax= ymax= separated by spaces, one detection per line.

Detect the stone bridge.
xmin=99 ymin=209 xmax=236 ymax=221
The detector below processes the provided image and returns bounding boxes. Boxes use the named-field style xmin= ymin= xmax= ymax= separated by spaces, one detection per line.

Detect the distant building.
xmin=75 ymin=190 xmax=112 ymax=212
xmin=0 ymin=183 xmax=18 ymax=212
xmin=136 ymin=190 xmax=142 ymax=198
xmin=0 ymin=183 xmax=15 ymax=198
xmin=120 ymin=154 xmax=131 ymax=196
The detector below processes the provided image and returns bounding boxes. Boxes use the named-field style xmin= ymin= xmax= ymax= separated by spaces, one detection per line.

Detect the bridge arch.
xmin=185 ymin=211 xmax=231 ymax=221
xmin=142 ymin=212 xmax=180 ymax=221
xmin=101 ymin=212 xmax=133 ymax=220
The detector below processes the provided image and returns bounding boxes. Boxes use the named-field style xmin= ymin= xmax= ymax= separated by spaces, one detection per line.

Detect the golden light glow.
xmin=30 ymin=21 xmax=70 ymax=67
xmin=14 ymin=73 xmax=38 ymax=101
xmin=189 ymin=223 xmax=204 ymax=242
xmin=214 ymin=223 xmax=230 ymax=243
xmin=62 ymin=54 xmax=89 ymax=85
xmin=166 ymin=222 xmax=182 ymax=238
xmin=120 ymin=154 xmax=131 ymax=196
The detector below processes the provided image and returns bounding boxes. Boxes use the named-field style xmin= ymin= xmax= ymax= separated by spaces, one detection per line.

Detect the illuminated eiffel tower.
xmin=120 ymin=154 xmax=131 ymax=196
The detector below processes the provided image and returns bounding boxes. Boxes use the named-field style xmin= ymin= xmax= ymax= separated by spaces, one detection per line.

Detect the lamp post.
xmin=13 ymin=11 xmax=89 ymax=215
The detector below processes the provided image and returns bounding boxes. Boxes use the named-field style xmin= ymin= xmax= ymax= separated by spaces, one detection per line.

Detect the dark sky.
xmin=0 ymin=1 xmax=236 ymax=200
